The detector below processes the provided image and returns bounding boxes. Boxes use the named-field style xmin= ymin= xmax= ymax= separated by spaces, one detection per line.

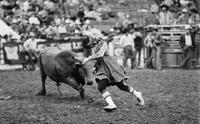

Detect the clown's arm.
xmin=82 ymin=41 xmax=108 ymax=64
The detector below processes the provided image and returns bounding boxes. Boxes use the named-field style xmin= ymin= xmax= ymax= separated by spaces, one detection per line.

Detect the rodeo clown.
xmin=82 ymin=32 xmax=145 ymax=112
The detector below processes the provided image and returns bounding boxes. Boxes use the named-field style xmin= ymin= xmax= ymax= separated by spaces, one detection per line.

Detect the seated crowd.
xmin=148 ymin=0 xmax=200 ymax=25
xmin=0 ymin=0 xmax=117 ymax=41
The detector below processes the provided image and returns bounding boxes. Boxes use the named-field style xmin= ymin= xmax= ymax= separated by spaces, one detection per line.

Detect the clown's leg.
xmin=116 ymin=79 xmax=144 ymax=106
xmin=96 ymin=79 xmax=117 ymax=111
xmin=102 ymin=91 xmax=117 ymax=111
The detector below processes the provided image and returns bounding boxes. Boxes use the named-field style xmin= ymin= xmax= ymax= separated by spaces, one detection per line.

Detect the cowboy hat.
xmin=84 ymin=20 xmax=90 ymax=24
xmin=160 ymin=4 xmax=169 ymax=10
xmin=75 ymin=19 xmax=81 ymax=25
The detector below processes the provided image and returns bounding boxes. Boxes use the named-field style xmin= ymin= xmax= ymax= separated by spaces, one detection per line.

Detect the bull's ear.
xmin=74 ymin=62 xmax=83 ymax=69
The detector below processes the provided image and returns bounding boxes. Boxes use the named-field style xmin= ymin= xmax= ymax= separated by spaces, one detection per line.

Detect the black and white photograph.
xmin=0 ymin=0 xmax=199 ymax=123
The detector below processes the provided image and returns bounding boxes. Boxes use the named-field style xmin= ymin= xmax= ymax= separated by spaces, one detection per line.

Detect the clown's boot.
xmin=130 ymin=87 xmax=145 ymax=106
xmin=102 ymin=91 xmax=117 ymax=112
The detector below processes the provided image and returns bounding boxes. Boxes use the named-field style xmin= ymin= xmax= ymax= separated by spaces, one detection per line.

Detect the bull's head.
xmin=73 ymin=56 xmax=95 ymax=85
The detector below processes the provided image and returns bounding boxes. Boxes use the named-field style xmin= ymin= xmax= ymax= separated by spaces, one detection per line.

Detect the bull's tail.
xmin=37 ymin=53 xmax=48 ymax=95
xmin=38 ymin=54 xmax=45 ymax=75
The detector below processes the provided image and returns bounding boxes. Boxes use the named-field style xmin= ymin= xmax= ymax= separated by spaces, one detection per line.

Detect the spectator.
xmin=179 ymin=26 xmax=193 ymax=69
xmin=173 ymin=0 xmax=181 ymax=7
xmin=38 ymin=8 xmax=48 ymax=17
xmin=16 ymin=0 xmax=24 ymax=10
xmin=82 ymin=19 xmax=91 ymax=31
xmin=144 ymin=29 xmax=154 ymax=68
xmin=120 ymin=30 xmax=136 ymax=69
xmin=77 ymin=7 xmax=85 ymax=23
xmin=6 ymin=34 xmax=15 ymax=43
xmin=83 ymin=0 xmax=93 ymax=11
xmin=83 ymin=21 xmax=104 ymax=38
xmin=180 ymin=0 xmax=191 ymax=6
xmin=0 ymin=35 xmax=6 ymax=44
xmin=188 ymin=2 xmax=196 ymax=11
xmin=176 ymin=8 xmax=189 ymax=24
xmin=22 ymin=0 xmax=31 ymax=13
xmin=74 ymin=19 xmax=82 ymax=32
xmin=171 ymin=0 xmax=181 ymax=14
xmin=51 ymin=21 xmax=60 ymax=39
xmin=82 ymin=26 xmax=104 ymax=40
xmin=194 ymin=25 xmax=200 ymax=66
xmin=11 ymin=23 xmax=20 ymax=35
xmin=122 ymin=14 xmax=131 ymax=32
xmin=28 ymin=1 xmax=40 ymax=13
xmin=67 ymin=0 xmax=80 ymax=6
xmin=188 ymin=9 xmax=199 ymax=24
xmin=4 ymin=15 xmax=13 ymax=25
xmin=65 ymin=18 xmax=74 ymax=35
xmin=146 ymin=12 xmax=160 ymax=25
xmin=44 ymin=0 xmax=56 ymax=12
xmin=12 ymin=15 xmax=21 ymax=24
xmin=190 ymin=25 xmax=199 ymax=68
xmin=119 ymin=0 xmax=128 ymax=6
xmin=58 ymin=21 xmax=67 ymax=38
xmin=150 ymin=1 xmax=159 ymax=13
xmin=28 ymin=13 xmax=40 ymax=25
xmin=0 ymin=6 xmax=5 ymax=18
xmin=158 ymin=4 xmax=174 ymax=25
xmin=18 ymin=35 xmax=26 ymax=43
xmin=84 ymin=6 xmax=102 ymax=21
xmin=81 ymin=20 xmax=93 ymax=57
xmin=96 ymin=0 xmax=112 ymax=19
xmin=18 ymin=21 xmax=28 ymax=35
xmin=11 ymin=3 xmax=21 ymax=16
xmin=38 ymin=9 xmax=53 ymax=25
xmin=54 ymin=14 xmax=62 ymax=26
xmin=45 ymin=25 xmax=53 ymax=39
xmin=23 ymin=32 xmax=39 ymax=70
xmin=133 ymin=28 xmax=144 ymax=68
xmin=24 ymin=32 xmax=39 ymax=51
xmin=162 ymin=0 xmax=174 ymax=7
xmin=1 ymin=0 xmax=9 ymax=7
xmin=37 ymin=24 xmax=47 ymax=39
xmin=151 ymin=28 xmax=163 ymax=70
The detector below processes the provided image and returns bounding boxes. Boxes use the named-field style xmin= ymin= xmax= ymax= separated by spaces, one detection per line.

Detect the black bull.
xmin=37 ymin=47 xmax=94 ymax=103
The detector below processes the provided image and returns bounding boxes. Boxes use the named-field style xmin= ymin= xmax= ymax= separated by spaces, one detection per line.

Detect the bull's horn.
xmin=73 ymin=56 xmax=85 ymax=62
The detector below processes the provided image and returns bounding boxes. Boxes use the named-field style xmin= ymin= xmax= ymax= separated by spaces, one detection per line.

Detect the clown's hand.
xmin=82 ymin=56 xmax=91 ymax=64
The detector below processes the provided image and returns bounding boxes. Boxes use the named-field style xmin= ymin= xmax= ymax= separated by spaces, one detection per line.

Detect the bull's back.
xmin=39 ymin=47 xmax=76 ymax=82
xmin=40 ymin=47 xmax=64 ymax=80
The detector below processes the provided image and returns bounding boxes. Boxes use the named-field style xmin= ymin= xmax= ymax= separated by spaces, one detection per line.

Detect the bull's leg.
xmin=64 ymin=77 xmax=85 ymax=98
xmin=64 ymin=77 xmax=94 ymax=103
xmin=37 ymin=69 xmax=47 ymax=95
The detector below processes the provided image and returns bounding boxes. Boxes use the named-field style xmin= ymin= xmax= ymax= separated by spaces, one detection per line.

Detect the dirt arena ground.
xmin=0 ymin=69 xmax=199 ymax=124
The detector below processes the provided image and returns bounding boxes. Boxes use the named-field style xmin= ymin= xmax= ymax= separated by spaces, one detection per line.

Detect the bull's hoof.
xmin=36 ymin=91 xmax=46 ymax=96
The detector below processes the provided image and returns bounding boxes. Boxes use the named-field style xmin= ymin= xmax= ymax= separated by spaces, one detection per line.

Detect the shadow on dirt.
xmin=10 ymin=93 xmax=105 ymax=110
xmin=11 ymin=93 xmax=82 ymax=103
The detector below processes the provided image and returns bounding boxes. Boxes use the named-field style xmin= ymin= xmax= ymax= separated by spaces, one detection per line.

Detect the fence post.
xmin=0 ymin=42 xmax=4 ymax=64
